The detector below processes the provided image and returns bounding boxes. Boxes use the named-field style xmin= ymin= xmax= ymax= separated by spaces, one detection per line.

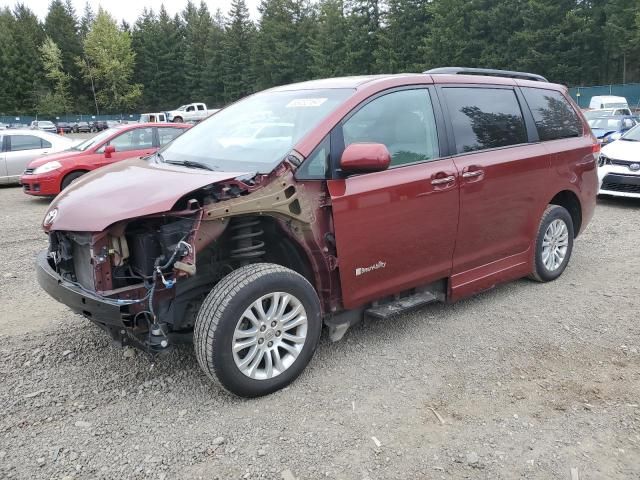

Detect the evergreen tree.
xmin=79 ymin=2 xmax=94 ymax=39
xmin=182 ymin=1 xmax=212 ymax=102
xmin=44 ymin=0 xmax=84 ymax=109
xmin=514 ymin=0 xmax=594 ymax=84
xmin=309 ymin=0 xmax=348 ymax=78
xmin=202 ymin=9 xmax=227 ymax=107
xmin=375 ymin=0 xmax=432 ymax=73
xmin=343 ymin=0 xmax=381 ymax=74
xmin=0 ymin=8 xmax=18 ymax=114
xmin=154 ymin=8 xmax=187 ymax=107
xmin=221 ymin=0 xmax=256 ymax=102
xmin=132 ymin=8 xmax=160 ymax=110
xmin=254 ymin=0 xmax=315 ymax=89
xmin=604 ymin=0 xmax=640 ymax=83
xmin=10 ymin=5 xmax=45 ymax=114
xmin=421 ymin=0 xmax=482 ymax=69
xmin=44 ymin=1 xmax=81 ymax=79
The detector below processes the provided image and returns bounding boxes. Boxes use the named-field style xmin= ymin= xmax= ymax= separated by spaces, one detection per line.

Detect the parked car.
xmin=36 ymin=68 xmax=598 ymax=398
xmin=30 ymin=120 xmax=57 ymax=134
xmin=0 ymin=123 xmax=7 ymax=130
xmin=21 ymin=122 xmax=190 ymax=196
xmin=589 ymin=95 xmax=628 ymax=110
xmin=166 ymin=102 xmax=210 ymax=123
xmin=0 ymin=130 xmax=75 ymax=184
xmin=56 ymin=122 xmax=74 ymax=134
xmin=583 ymin=108 xmax=632 ymax=120
xmin=588 ymin=116 xmax=637 ymax=145
xmin=73 ymin=121 xmax=93 ymax=133
xmin=8 ymin=123 xmax=28 ymax=129
xmin=598 ymin=124 xmax=640 ymax=198
xmin=93 ymin=120 xmax=109 ymax=131
xmin=106 ymin=120 xmax=121 ymax=128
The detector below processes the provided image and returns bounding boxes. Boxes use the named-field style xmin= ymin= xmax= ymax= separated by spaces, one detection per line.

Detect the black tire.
xmin=530 ymin=205 xmax=574 ymax=282
xmin=172 ymin=117 xmax=183 ymax=123
xmin=60 ymin=171 xmax=86 ymax=191
xmin=194 ymin=263 xmax=322 ymax=398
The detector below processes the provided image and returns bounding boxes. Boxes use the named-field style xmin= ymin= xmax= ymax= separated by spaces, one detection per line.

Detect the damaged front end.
xmin=37 ymin=162 xmax=336 ymax=355
xmin=41 ymin=208 xmax=204 ymax=352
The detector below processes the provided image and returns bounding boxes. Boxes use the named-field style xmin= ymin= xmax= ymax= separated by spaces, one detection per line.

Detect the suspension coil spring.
xmin=229 ymin=217 xmax=265 ymax=262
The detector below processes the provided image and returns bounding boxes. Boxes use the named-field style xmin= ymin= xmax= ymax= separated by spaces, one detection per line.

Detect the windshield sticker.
xmin=286 ymin=98 xmax=328 ymax=108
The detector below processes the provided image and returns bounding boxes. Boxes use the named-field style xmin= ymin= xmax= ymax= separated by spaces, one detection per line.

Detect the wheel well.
xmin=549 ymin=191 xmax=582 ymax=237
xmin=60 ymin=170 xmax=89 ymax=189
xmin=258 ymin=217 xmax=315 ymax=284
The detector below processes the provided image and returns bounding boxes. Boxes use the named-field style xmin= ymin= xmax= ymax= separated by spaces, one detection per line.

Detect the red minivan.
xmin=21 ymin=122 xmax=190 ymax=196
xmin=36 ymin=68 xmax=598 ymax=397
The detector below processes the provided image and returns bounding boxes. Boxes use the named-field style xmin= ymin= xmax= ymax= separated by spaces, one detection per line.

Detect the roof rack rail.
xmin=424 ymin=67 xmax=548 ymax=83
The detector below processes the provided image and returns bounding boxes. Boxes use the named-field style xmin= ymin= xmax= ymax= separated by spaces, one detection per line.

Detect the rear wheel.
xmin=194 ymin=263 xmax=322 ymax=397
xmin=530 ymin=205 xmax=574 ymax=282
xmin=60 ymin=171 xmax=87 ymax=191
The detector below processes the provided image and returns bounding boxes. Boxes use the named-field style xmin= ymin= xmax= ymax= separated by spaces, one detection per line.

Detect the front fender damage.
xmin=47 ymin=163 xmax=338 ymax=355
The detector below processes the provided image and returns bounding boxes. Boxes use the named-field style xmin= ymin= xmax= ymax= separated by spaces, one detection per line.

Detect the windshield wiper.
xmin=164 ymin=159 xmax=214 ymax=171
xmin=620 ymin=138 xmax=639 ymax=142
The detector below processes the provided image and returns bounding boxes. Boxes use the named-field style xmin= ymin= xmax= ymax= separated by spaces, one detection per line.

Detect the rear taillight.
xmin=592 ymin=143 xmax=601 ymax=154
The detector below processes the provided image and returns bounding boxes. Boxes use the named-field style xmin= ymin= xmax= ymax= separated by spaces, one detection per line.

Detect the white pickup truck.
xmin=166 ymin=103 xmax=218 ymax=123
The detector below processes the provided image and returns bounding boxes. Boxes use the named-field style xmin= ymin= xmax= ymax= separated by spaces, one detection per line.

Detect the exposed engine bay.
xmin=44 ymin=167 xmax=336 ymax=356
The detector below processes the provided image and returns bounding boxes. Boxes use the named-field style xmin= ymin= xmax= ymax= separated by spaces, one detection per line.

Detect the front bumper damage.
xmin=37 ymin=250 xmax=126 ymax=326
xmin=37 ymin=250 xmax=191 ymax=351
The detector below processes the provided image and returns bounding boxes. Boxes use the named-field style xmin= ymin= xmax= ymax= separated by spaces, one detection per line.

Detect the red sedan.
xmin=21 ymin=122 xmax=190 ymax=196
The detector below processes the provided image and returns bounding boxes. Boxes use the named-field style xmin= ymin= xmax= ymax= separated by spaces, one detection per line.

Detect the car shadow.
xmin=597 ymin=195 xmax=640 ymax=209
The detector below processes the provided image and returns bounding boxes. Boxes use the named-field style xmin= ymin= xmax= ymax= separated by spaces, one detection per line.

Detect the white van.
xmin=589 ymin=95 xmax=629 ymax=110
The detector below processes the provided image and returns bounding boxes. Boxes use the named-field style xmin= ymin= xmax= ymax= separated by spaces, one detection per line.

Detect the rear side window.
xmin=442 ymin=87 xmax=527 ymax=153
xmin=158 ymin=127 xmax=185 ymax=146
xmin=521 ymin=87 xmax=582 ymax=141
xmin=9 ymin=135 xmax=45 ymax=151
xmin=342 ymin=89 xmax=440 ymax=167
xmin=197 ymin=104 xmax=205 ymax=111
xmin=106 ymin=127 xmax=154 ymax=152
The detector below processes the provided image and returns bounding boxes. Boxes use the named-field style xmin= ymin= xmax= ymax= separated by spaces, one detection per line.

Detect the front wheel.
xmin=172 ymin=117 xmax=183 ymax=123
xmin=194 ymin=264 xmax=322 ymax=397
xmin=60 ymin=171 xmax=87 ymax=191
xmin=530 ymin=205 xmax=574 ymax=282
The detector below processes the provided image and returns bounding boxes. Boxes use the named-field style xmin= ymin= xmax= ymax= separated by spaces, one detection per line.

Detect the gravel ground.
xmin=0 ymin=184 xmax=639 ymax=480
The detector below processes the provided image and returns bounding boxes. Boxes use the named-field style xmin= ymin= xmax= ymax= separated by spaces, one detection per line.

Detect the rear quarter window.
xmin=521 ymin=87 xmax=582 ymax=141
xmin=442 ymin=87 xmax=528 ymax=153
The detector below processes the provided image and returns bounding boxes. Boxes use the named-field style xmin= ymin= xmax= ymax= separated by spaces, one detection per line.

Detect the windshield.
xmin=621 ymin=124 xmax=640 ymax=141
xmin=40 ymin=121 xmax=55 ymax=127
xmin=159 ymin=88 xmax=354 ymax=173
xmin=70 ymin=127 xmax=122 ymax=151
xmin=176 ymin=105 xmax=186 ymax=111
xmin=588 ymin=118 xmax=623 ymax=130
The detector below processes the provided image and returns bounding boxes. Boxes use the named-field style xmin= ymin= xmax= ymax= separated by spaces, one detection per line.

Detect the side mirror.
xmin=340 ymin=143 xmax=391 ymax=173
xmin=104 ymin=145 xmax=116 ymax=158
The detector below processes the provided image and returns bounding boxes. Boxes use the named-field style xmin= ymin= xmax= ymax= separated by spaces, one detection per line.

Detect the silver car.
xmin=30 ymin=120 xmax=58 ymax=134
xmin=0 ymin=130 xmax=75 ymax=184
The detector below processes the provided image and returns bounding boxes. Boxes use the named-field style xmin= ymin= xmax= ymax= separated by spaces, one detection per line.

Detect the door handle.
xmin=462 ymin=170 xmax=483 ymax=179
xmin=431 ymin=175 xmax=455 ymax=185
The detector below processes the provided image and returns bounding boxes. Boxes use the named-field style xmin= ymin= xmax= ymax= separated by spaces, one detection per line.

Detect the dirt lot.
xmin=0 ymin=184 xmax=639 ymax=480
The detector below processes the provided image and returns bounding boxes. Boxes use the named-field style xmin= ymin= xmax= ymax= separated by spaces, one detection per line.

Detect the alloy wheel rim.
xmin=232 ymin=292 xmax=308 ymax=380
xmin=541 ymin=219 xmax=569 ymax=272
